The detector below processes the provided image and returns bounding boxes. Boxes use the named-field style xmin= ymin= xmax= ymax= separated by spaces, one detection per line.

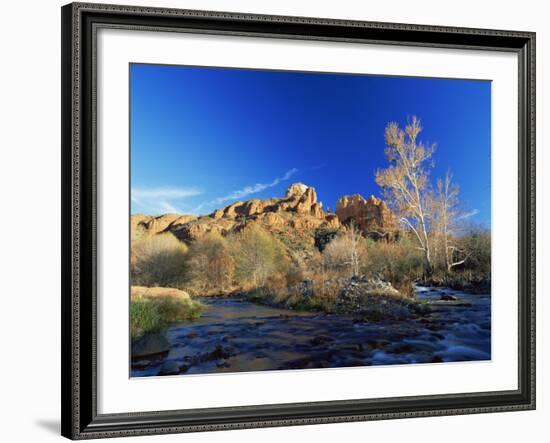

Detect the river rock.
xmin=132 ymin=333 xmax=170 ymax=358
xmin=334 ymin=276 xmax=419 ymax=320
xmin=216 ymin=359 xmax=231 ymax=368
xmin=440 ymin=294 xmax=458 ymax=301
xmin=158 ymin=360 xmax=180 ymax=375
xmin=310 ymin=335 xmax=334 ymax=346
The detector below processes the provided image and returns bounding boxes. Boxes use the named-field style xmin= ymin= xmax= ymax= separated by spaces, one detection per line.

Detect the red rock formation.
xmin=132 ymin=183 xmax=342 ymax=244
xmin=335 ymin=194 xmax=398 ymax=239
xmin=131 ymin=213 xmax=197 ymax=238
xmin=286 ymin=182 xmax=308 ymax=197
xmin=208 ymin=183 xmax=327 ymax=220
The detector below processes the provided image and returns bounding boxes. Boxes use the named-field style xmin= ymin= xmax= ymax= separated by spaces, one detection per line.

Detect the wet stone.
xmin=159 ymin=360 xmax=180 ymax=375
xmin=441 ymin=294 xmax=459 ymax=301
xmin=216 ymin=359 xmax=230 ymax=368
xmin=310 ymin=335 xmax=335 ymax=346
xmin=132 ymin=333 xmax=170 ymax=358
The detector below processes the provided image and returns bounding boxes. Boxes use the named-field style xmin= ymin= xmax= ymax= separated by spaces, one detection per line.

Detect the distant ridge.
xmin=132 ymin=183 xmax=397 ymax=245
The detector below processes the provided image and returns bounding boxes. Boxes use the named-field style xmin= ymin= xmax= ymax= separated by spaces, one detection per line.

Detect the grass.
xmin=130 ymin=286 xmax=205 ymax=339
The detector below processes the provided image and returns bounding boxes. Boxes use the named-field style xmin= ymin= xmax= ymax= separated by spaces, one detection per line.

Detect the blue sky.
xmin=130 ymin=63 xmax=491 ymax=226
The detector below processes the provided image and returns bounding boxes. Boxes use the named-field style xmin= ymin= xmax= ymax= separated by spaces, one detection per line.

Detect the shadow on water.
xmin=131 ymin=286 xmax=491 ymax=377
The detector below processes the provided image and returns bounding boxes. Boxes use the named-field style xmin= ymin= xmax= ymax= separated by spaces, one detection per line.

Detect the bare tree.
xmin=434 ymin=171 xmax=467 ymax=272
xmin=187 ymin=231 xmax=234 ymax=293
xmin=347 ymin=222 xmax=362 ymax=277
xmin=375 ymin=116 xmax=436 ymax=273
xmin=323 ymin=222 xmax=366 ymax=277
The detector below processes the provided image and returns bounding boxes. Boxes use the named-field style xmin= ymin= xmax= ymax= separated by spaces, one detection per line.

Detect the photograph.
xmin=129 ymin=63 xmax=492 ymax=377
xmin=56 ymin=2 xmax=537 ymax=439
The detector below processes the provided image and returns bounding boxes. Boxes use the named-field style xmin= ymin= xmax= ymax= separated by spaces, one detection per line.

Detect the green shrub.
xmin=232 ymin=225 xmax=289 ymax=289
xmin=130 ymin=286 xmax=204 ymax=339
xmin=130 ymin=298 xmax=164 ymax=338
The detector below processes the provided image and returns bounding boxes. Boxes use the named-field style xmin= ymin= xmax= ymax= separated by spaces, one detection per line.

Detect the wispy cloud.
xmin=217 ymin=168 xmax=298 ymax=202
xmin=457 ymin=209 xmax=479 ymax=221
xmin=192 ymin=168 xmax=299 ymax=214
xmin=131 ymin=186 xmax=203 ymax=214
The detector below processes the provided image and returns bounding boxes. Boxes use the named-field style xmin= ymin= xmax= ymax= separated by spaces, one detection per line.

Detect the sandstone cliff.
xmin=131 ymin=213 xmax=197 ymax=240
xmin=335 ymin=194 xmax=398 ymax=239
xmin=131 ymin=184 xmax=398 ymax=251
xmin=131 ymin=183 xmax=341 ymax=248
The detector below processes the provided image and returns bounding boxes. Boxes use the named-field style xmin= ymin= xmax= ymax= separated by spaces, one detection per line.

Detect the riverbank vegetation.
xmin=130 ymin=286 xmax=204 ymax=339
xmin=130 ymin=116 xmax=491 ymax=321
xmin=130 ymin=223 xmax=489 ymax=316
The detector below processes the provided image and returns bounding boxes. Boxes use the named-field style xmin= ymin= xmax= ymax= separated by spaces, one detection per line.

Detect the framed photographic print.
xmin=61 ymin=2 xmax=536 ymax=439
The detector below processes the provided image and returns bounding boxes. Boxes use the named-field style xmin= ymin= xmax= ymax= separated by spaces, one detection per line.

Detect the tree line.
xmin=131 ymin=116 xmax=490 ymax=301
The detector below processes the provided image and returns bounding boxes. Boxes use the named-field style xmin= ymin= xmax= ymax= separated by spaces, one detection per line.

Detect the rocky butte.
xmin=336 ymin=194 xmax=398 ymax=240
xmin=131 ymin=183 xmax=398 ymax=246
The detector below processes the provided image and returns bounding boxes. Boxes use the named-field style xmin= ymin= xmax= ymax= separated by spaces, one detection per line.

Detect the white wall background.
xmin=0 ymin=1 xmax=546 ymax=442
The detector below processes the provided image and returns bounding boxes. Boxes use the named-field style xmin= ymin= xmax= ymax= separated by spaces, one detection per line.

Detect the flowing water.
xmin=131 ymin=286 xmax=491 ymax=377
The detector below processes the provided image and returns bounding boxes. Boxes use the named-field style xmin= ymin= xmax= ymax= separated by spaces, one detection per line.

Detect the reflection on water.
xmin=131 ymin=286 xmax=491 ymax=377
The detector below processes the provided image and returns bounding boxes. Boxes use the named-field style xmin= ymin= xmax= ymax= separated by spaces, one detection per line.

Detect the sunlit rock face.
xmin=131 ymin=185 xmax=399 ymax=246
xmin=335 ymin=194 xmax=398 ymax=239
xmin=131 ymin=183 xmax=345 ymax=245
xmin=210 ymin=183 xmax=323 ymax=219
xmin=132 ymin=184 xmax=399 ymax=246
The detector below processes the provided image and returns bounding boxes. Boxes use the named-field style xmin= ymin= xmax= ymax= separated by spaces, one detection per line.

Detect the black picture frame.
xmin=61 ymin=2 xmax=536 ymax=439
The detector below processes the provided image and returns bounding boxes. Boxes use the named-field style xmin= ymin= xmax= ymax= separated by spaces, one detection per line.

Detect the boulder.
xmin=333 ymin=276 xmax=420 ymax=320
xmin=131 ymin=286 xmax=191 ymax=300
xmin=132 ymin=333 xmax=170 ymax=358
xmin=158 ymin=360 xmax=181 ymax=376
xmin=440 ymin=294 xmax=458 ymax=301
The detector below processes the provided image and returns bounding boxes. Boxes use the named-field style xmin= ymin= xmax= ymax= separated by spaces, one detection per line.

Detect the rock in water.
xmin=158 ymin=360 xmax=180 ymax=375
xmin=132 ymin=333 xmax=170 ymax=358
xmin=440 ymin=294 xmax=458 ymax=301
xmin=334 ymin=276 xmax=419 ymax=320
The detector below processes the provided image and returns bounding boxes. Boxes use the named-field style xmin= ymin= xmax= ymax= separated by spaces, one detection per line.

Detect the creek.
xmin=131 ymin=286 xmax=491 ymax=377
